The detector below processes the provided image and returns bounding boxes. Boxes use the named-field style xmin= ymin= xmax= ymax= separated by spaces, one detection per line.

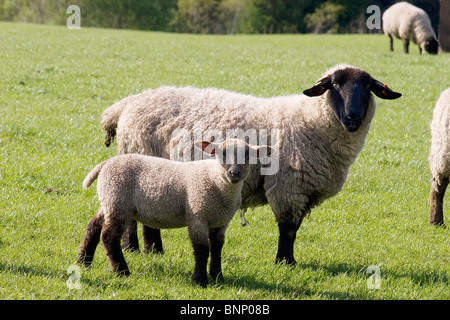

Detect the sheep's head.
xmin=194 ymin=139 xmax=272 ymax=184
xmin=424 ymin=38 xmax=439 ymax=54
xmin=303 ymin=66 xmax=402 ymax=132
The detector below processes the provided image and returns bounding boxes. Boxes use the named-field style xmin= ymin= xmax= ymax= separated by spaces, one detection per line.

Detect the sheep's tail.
xmin=83 ymin=160 xmax=108 ymax=189
xmin=100 ymin=100 xmax=127 ymax=147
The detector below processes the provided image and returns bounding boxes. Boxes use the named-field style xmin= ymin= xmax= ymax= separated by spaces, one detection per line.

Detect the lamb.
xmin=382 ymin=2 xmax=439 ymax=54
xmin=429 ymin=88 xmax=450 ymax=226
xmin=100 ymin=64 xmax=402 ymax=265
xmin=77 ymin=139 xmax=272 ymax=287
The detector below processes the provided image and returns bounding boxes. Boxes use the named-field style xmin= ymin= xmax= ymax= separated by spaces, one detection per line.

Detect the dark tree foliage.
xmin=0 ymin=0 xmax=441 ymax=34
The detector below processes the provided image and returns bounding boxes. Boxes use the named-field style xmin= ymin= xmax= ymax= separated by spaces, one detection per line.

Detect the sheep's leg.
xmin=389 ymin=35 xmax=394 ymax=51
xmin=403 ymin=39 xmax=409 ymax=54
xmin=430 ymin=176 xmax=448 ymax=226
xmin=121 ymin=220 xmax=140 ymax=252
xmin=102 ymin=216 xmax=130 ymax=276
xmin=143 ymin=226 xmax=164 ymax=254
xmin=275 ymin=220 xmax=302 ymax=265
xmin=188 ymin=224 xmax=209 ymax=287
xmin=209 ymin=226 xmax=227 ymax=282
xmin=77 ymin=208 xmax=104 ymax=267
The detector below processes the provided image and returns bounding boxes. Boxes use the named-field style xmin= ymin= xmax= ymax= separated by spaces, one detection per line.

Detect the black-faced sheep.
xmin=77 ymin=139 xmax=271 ymax=286
xmin=382 ymin=1 xmax=439 ymax=54
xmin=429 ymin=88 xmax=450 ymax=226
xmin=100 ymin=64 xmax=402 ymax=265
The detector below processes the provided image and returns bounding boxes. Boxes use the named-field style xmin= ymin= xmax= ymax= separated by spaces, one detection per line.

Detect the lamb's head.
xmin=194 ymin=139 xmax=272 ymax=184
xmin=303 ymin=65 xmax=402 ymax=132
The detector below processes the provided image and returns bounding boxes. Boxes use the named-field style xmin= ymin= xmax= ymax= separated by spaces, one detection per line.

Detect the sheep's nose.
xmin=343 ymin=114 xmax=362 ymax=132
xmin=227 ymin=167 xmax=243 ymax=183
xmin=228 ymin=168 xmax=241 ymax=177
xmin=344 ymin=115 xmax=361 ymax=123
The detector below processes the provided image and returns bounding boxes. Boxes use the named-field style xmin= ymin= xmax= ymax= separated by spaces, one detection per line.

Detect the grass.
xmin=0 ymin=22 xmax=449 ymax=300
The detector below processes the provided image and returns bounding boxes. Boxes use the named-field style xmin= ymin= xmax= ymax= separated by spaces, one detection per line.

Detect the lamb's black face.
xmin=303 ymin=67 xmax=402 ymax=132
xmin=425 ymin=38 xmax=439 ymax=54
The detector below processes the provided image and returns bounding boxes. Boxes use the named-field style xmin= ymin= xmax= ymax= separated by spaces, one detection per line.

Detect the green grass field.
xmin=0 ymin=22 xmax=449 ymax=300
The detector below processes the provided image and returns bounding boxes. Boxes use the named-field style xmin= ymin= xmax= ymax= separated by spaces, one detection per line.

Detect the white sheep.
xmin=77 ymin=139 xmax=271 ymax=287
xmin=429 ymin=88 xmax=450 ymax=226
xmin=382 ymin=1 xmax=439 ymax=54
xmin=100 ymin=64 xmax=402 ymax=264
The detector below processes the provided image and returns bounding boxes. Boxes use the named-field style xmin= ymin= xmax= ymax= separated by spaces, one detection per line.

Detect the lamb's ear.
xmin=370 ymin=79 xmax=402 ymax=100
xmin=255 ymin=145 xmax=273 ymax=158
xmin=303 ymin=76 xmax=332 ymax=97
xmin=194 ymin=141 xmax=216 ymax=156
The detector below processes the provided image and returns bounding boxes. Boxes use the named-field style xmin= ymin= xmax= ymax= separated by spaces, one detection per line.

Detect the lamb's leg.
xmin=143 ymin=226 xmax=164 ymax=254
xmin=102 ymin=216 xmax=130 ymax=276
xmin=209 ymin=226 xmax=227 ymax=282
xmin=188 ymin=224 xmax=209 ymax=287
xmin=275 ymin=220 xmax=302 ymax=265
xmin=403 ymin=39 xmax=409 ymax=54
xmin=121 ymin=220 xmax=140 ymax=252
xmin=430 ymin=176 xmax=448 ymax=226
xmin=77 ymin=208 xmax=104 ymax=267
xmin=389 ymin=35 xmax=394 ymax=51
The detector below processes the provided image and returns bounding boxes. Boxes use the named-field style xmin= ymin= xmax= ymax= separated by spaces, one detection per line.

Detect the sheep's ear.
xmin=255 ymin=145 xmax=273 ymax=158
xmin=370 ymin=79 xmax=402 ymax=100
xmin=194 ymin=141 xmax=216 ymax=156
xmin=303 ymin=77 xmax=332 ymax=97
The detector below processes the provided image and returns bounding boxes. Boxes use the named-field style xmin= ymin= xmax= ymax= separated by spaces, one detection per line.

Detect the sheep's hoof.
xmin=78 ymin=261 xmax=92 ymax=269
xmin=76 ymin=255 xmax=93 ymax=269
xmin=122 ymin=243 xmax=140 ymax=253
xmin=116 ymin=269 xmax=131 ymax=277
xmin=192 ymin=273 xmax=208 ymax=288
xmin=210 ymin=271 xmax=224 ymax=283
xmin=429 ymin=220 xmax=446 ymax=228
xmin=144 ymin=244 xmax=164 ymax=255
xmin=275 ymin=257 xmax=297 ymax=266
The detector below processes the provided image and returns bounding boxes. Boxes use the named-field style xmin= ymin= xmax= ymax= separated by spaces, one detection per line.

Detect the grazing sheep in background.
xmin=100 ymin=64 xmax=402 ymax=264
xmin=77 ymin=139 xmax=272 ymax=287
xmin=429 ymin=88 xmax=450 ymax=226
xmin=382 ymin=1 xmax=439 ymax=54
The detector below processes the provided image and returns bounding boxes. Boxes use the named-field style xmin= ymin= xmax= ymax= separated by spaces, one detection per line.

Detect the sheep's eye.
xmin=332 ymin=82 xmax=339 ymax=88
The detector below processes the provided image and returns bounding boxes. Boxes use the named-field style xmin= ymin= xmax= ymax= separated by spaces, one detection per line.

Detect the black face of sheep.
xmin=425 ymin=38 xmax=439 ymax=54
xmin=303 ymin=68 xmax=402 ymax=132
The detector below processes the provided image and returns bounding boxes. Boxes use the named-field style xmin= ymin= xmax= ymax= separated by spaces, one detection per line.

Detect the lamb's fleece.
xmin=429 ymin=88 xmax=450 ymax=182
xmin=101 ymin=64 xmax=376 ymax=223
xmin=83 ymin=154 xmax=244 ymax=230
xmin=382 ymin=1 xmax=437 ymax=53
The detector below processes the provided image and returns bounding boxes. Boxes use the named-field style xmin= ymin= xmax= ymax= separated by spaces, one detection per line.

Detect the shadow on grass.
xmin=297 ymin=259 xmax=449 ymax=298
xmin=73 ymin=254 xmax=450 ymax=299
xmin=3 ymin=255 xmax=445 ymax=299
xmin=80 ymin=276 xmax=134 ymax=292
xmin=302 ymin=259 xmax=448 ymax=284
xmin=0 ymin=260 xmax=135 ymax=293
xmin=0 ymin=261 xmax=62 ymax=279
xmin=220 ymin=273 xmax=316 ymax=298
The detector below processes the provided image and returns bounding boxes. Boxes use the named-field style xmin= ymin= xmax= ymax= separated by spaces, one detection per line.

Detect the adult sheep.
xmin=101 ymin=64 xmax=402 ymax=264
xmin=382 ymin=1 xmax=439 ymax=54
xmin=429 ymin=88 xmax=450 ymax=226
